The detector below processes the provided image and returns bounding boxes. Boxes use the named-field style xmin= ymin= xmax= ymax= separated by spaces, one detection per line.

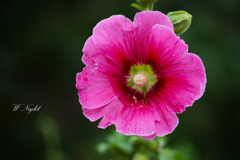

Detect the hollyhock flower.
xmin=76 ymin=11 xmax=206 ymax=140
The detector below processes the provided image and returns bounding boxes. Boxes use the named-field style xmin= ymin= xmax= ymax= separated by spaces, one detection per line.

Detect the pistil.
xmin=133 ymin=73 xmax=147 ymax=87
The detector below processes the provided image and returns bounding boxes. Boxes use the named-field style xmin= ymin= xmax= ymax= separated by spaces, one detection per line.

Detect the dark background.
xmin=1 ymin=0 xmax=240 ymax=159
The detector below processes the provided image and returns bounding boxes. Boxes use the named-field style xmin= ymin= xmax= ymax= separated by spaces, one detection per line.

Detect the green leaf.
xmin=145 ymin=65 xmax=150 ymax=71
xmin=142 ymin=86 xmax=147 ymax=95
xmin=96 ymin=143 xmax=109 ymax=154
xmin=132 ymin=153 xmax=150 ymax=160
xmin=131 ymin=66 xmax=138 ymax=73
xmin=127 ymin=81 xmax=134 ymax=86
xmin=131 ymin=3 xmax=146 ymax=11
xmin=151 ymin=77 xmax=158 ymax=82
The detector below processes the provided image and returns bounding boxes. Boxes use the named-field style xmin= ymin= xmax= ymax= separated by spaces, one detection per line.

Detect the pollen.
xmin=133 ymin=73 xmax=147 ymax=87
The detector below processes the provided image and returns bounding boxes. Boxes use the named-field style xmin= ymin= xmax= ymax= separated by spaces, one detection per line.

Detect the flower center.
xmin=126 ymin=64 xmax=158 ymax=95
xmin=133 ymin=73 xmax=147 ymax=87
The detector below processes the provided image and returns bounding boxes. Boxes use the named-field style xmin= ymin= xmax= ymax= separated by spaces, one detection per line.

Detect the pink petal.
xmin=133 ymin=11 xmax=174 ymax=62
xmin=146 ymin=24 xmax=188 ymax=68
xmin=76 ymin=66 xmax=118 ymax=109
xmin=81 ymin=36 xmax=128 ymax=96
xmin=133 ymin=11 xmax=173 ymax=31
xmin=148 ymin=98 xmax=179 ymax=137
xmin=92 ymin=11 xmax=173 ymax=65
xmin=152 ymin=75 xmax=203 ymax=113
xmin=82 ymin=36 xmax=125 ymax=76
xmin=98 ymin=98 xmax=123 ymax=129
xmin=141 ymin=133 xmax=157 ymax=140
xmin=92 ymin=14 xmax=136 ymax=66
xmin=161 ymin=53 xmax=206 ymax=97
xmin=99 ymin=93 xmax=161 ymax=137
xmin=83 ymin=99 xmax=120 ymax=122
xmin=145 ymin=24 xmax=206 ymax=113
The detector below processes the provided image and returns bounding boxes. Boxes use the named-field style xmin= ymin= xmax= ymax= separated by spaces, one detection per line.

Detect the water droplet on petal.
xmin=140 ymin=130 xmax=144 ymax=134
xmin=133 ymin=129 xmax=136 ymax=132
xmin=166 ymin=47 xmax=169 ymax=51
xmin=133 ymin=96 xmax=137 ymax=100
xmin=151 ymin=131 xmax=155 ymax=134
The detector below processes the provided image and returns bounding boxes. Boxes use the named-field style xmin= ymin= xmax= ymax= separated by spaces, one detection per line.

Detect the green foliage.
xmin=96 ymin=132 xmax=198 ymax=160
xmin=131 ymin=0 xmax=157 ymax=11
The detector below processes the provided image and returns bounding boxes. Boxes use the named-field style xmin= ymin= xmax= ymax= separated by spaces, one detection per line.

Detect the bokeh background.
xmin=1 ymin=0 xmax=240 ymax=159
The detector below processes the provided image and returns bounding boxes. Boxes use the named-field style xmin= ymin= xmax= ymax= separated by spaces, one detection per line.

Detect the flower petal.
xmin=149 ymin=98 xmax=179 ymax=137
xmin=92 ymin=11 xmax=174 ymax=66
xmin=106 ymin=93 xmax=160 ymax=137
xmin=133 ymin=11 xmax=173 ymax=31
xmin=82 ymin=36 xmax=124 ymax=75
xmin=76 ymin=66 xmax=118 ymax=109
xmin=141 ymin=133 xmax=157 ymax=140
xmin=152 ymin=75 xmax=203 ymax=113
xmin=83 ymin=98 xmax=120 ymax=122
xmin=161 ymin=53 xmax=206 ymax=98
xmin=98 ymin=98 xmax=123 ymax=129
xmin=92 ymin=14 xmax=136 ymax=67
xmin=146 ymin=24 xmax=188 ymax=69
xmin=133 ymin=11 xmax=174 ymax=61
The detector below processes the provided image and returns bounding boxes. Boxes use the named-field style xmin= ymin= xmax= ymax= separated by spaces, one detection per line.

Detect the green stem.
xmin=148 ymin=2 xmax=154 ymax=11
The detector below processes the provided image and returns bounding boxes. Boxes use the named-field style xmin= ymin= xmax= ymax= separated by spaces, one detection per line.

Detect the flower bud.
xmin=167 ymin=11 xmax=192 ymax=36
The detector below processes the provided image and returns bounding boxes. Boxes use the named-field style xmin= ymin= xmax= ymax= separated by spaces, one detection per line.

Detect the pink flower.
xmin=76 ymin=11 xmax=206 ymax=140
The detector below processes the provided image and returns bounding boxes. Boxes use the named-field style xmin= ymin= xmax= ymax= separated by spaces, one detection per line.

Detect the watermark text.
xmin=12 ymin=103 xmax=41 ymax=114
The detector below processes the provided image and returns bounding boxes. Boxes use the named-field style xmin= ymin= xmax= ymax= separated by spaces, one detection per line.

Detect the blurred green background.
xmin=1 ymin=0 xmax=240 ymax=159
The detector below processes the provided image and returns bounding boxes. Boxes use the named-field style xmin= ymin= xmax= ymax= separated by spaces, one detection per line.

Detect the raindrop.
xmin=133 ymin=129 xmax=136 ymax=132
xmin=137 ymin=121 xmax=140 ymax=124
xmin=93 ymin=62 xmax=98 ymax=70
xmin=133 ymin=96 xmax=137 ymax=100
xmin=135 ymin=100 xmax=137 ymax=103
xmin=151 ymin=131 xmax=155 ymax=134
xmin=131 ymin=103 xmax=133 ymax=106
xmin=140 ymin=105 xmax=143 ymax=107
xmin=140 ymin=130 xmax=144 ymax=134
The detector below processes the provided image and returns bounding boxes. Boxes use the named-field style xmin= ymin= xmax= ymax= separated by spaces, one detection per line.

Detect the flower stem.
xmin=149 ymin=2 xmax=154 ymax=11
